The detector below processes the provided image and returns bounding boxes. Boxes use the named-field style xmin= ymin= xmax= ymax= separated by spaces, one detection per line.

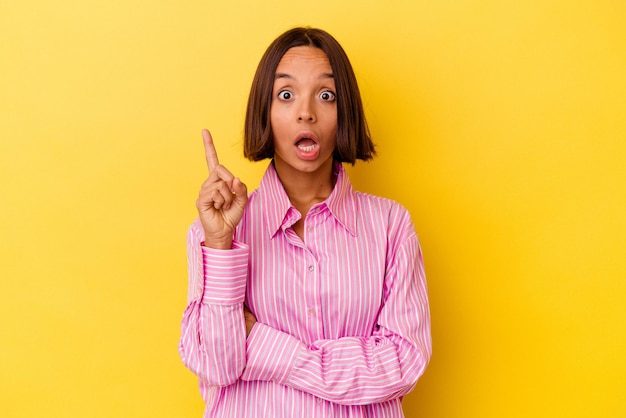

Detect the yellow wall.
xmin=1 ymin=1 xmax=624 ymax=416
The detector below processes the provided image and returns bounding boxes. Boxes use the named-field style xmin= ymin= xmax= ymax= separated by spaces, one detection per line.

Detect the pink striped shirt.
xmin=179 ymin=162 xmax=431 ymax=417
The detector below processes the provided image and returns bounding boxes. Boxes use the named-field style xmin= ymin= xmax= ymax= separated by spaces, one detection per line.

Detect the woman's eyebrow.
xmin=275 ymin=73 xmax=293 ymax=80
xmin=274 ymin=72 xmax=334 ymax=80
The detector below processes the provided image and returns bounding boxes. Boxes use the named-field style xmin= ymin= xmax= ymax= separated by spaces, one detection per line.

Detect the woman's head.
xmin=244 ymin=27 xmax=375 ymax=164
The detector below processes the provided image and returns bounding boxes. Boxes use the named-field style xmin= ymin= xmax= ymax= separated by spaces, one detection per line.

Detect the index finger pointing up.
xmin=202 ymin=129 xmax=220 ymax=172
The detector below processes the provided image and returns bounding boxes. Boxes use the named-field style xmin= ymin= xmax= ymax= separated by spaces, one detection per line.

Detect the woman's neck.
xmin=274 ymin=159 xmax=336 ymax=212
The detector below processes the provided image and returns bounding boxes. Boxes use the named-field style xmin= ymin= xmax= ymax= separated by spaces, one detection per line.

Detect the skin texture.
xmin=196 ymin=129 xmax=248 ymax=251
xmin=196 ymin=46 xmax=340 ymax=335
xmin=270 ymin=46 xmax=337 ymax=182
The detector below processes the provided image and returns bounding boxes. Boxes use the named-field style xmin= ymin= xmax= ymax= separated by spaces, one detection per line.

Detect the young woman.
xmin=179 ymin=27 xmax=431 ymax=417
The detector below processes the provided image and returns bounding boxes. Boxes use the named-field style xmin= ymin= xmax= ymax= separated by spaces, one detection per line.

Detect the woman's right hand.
xmin=196 ymin=129 xmax=248 ymax=249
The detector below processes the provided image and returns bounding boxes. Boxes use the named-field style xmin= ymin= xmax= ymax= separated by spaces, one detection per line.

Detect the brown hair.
xmin=244 ymin=27 xmax=375 ymax=164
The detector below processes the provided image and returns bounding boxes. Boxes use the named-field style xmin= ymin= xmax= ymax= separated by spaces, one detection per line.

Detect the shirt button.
xmin=308 ymin=308 xmax=316 ymax=315
xmin=308 ymin=265 xmax=315 ymax=272
xmin=317 ymin=397 xmax=323 ymax=403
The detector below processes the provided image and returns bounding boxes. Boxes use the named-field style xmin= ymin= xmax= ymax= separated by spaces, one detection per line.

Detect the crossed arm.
xmin=179 ymin=221 xmax=431 ymax=404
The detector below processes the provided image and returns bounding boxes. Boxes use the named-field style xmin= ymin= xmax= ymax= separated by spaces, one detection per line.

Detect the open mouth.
xmin=296 ymin=138 xmax=318 ymax=152
xmin=294 ymin=133 xmax=321 ymax=160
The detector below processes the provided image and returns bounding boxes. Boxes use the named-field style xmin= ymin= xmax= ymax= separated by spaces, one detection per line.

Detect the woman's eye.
xmin=320 ymin=91 xmax=336 ymax=101
xmin=277 ymin=90 xmax=292 ymax=100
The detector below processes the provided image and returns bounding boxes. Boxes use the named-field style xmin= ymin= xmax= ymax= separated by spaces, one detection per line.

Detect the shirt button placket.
xmin=307 ymin=264 xmax=315 ymax=317
xmin=305 ymin=259 xmax=320 ymax=335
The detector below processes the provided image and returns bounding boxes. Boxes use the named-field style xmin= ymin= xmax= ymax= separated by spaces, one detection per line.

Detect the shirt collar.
xmin=259 ymin=161 xmax=358 ymax=238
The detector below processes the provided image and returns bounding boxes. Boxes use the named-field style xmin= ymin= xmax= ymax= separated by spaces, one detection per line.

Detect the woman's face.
xmin=270 ymin=46 xmax=338 ymax=177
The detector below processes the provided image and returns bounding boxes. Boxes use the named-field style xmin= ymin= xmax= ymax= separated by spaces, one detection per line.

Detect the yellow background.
xmin=1 ymin=0 xmax=625 ymax=416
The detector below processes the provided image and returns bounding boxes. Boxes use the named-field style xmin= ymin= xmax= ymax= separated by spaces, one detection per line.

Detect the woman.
xmin=180 ymin=27 xmax=431 ymax=417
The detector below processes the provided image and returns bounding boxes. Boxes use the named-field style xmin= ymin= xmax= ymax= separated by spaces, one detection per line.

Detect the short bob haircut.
xmin=244 ymin=27 xmax=376 ymax=164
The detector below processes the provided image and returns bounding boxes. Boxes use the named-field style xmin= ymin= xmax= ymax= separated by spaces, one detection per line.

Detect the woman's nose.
xmin=297 ymin=98 xmax=316 ymax=122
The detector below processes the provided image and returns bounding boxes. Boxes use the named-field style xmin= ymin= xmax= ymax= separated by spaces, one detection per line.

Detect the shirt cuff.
xmin=201 ymin=241 xmax=249 ymax=304
xmin=241 ymin=322 xmax=303 ymax=384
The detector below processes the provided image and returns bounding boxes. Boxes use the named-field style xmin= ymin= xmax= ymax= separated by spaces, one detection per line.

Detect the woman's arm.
xmin=178 ymin=221 xmax=249 ymax=386
xmin=179 ymin=130 xmax=251 ymax=385
xmin=241 ymin=224 xmax=432 ymax=405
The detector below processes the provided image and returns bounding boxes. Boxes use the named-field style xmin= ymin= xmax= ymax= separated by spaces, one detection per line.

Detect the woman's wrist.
xmin=201 ymin=237 xmax=233 ymax=250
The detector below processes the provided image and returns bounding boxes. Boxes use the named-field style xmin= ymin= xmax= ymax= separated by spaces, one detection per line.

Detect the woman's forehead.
xmin=276 ymin=46 xmax=332 ymax=72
